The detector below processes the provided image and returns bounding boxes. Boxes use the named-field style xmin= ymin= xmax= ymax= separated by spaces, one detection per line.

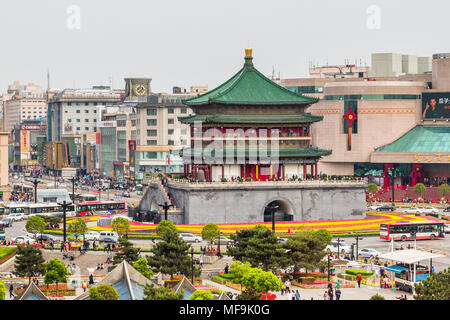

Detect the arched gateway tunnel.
xmin=139 ymin=179 xmax=367 ymax=224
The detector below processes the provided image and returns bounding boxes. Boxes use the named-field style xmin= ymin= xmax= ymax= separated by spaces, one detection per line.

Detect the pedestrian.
xmin=323 ymin=290 xmax=329 ymax=300
xmin=328 ymin=287 xmax=334 ymax=300
xmin=199 ymin=255 xmax=203 ymax=267
xmin=224 ymin=263 xmax=229 ymax=274
xmin=335 ymin=288 xmax=341 ymax=300
xmin=357 ymin=273 xmax=362 ymax=288
xmin=89 ymin=274 xmax=94 ymax=285
xmin=290 ymin=290 xmax=295 ymax=300
xmin=285 ymin=279 xmax=291 ymax=294
xmin=82 ymin=280 xmax=88 ymax=292
xmin=281 ymin=282 xmax=286 ymax=295
xmin=9 ymin=284 xmax=14 ymax=298
xmin=295 ymin=290 xmax=300 ymax=300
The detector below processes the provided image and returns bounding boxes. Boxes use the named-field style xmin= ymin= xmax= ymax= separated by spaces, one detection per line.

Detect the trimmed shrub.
xmin=345 ymin=269 xmax=374 ymax=277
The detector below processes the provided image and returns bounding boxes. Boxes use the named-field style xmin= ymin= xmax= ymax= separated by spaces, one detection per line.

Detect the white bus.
xmin=28 ymin=203 xmax=76 ymax=218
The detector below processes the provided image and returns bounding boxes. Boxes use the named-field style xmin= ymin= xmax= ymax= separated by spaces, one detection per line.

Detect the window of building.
xmin=94 ymin=110 xmax=97 ymax=114
xmin=168 ymin=108 xmax=174 ymax=114
xmin=76 ymin=127 xmax=81 ymax=131
xmin=94 ymin=102 xmax=98 ymax=106
xmin=117 ymin=120 xmax=126 ymax=127
xmin=94 ymin=127 xmax=97 ymax=132
xmin=85 ymin=102 xmax=89 ymax=106
xmin=76 ymin=119 xmax=81 ymax=122
xmin=76 ymin=102 xmax=81 ymax=106
xmin=147 ymin=130 xmax=157 ymax=136
xmin=147 ymin=140 xmax=157 ymax=145
xmin=94 ymin=119 xmax=97 ymax=122
xmin=147 ymin=119 xmax=157 ymax=126
xmin=168 ymin=140 xmax=174 ymax=145
xmin=85 ymin=127 xmax=89 ymax=130
xmin=68 ymin=102 xmax=72 ymax=106
xmin=168 ymin=119 xmax=174 ymax=124
xmin=168 ymin=129 xmax=174 ymax=135
xmin=85 ymin=110 xmax=89 ymax=113
xmin=181 ymin=108 xmax=187 ymax=114
xmin=85 ymin=119 xmax=89 ymax=122
xmin=131 ymin=120 xmax=136 ymax=126
xmin=76 ymin=110 xmax=80 ymax=113
xmin=68 ymin=119 xmax=72 ymax=123
xmin=102 ymin=102 xmax=107 ymax=106
xmin=181 ymin=129 xmax=187 ymax=135
xmin=147 ymin=108 xmax=157 ymax=116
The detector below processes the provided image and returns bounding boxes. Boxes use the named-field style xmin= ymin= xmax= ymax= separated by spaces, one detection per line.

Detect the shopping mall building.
xmin=306 ymin=53 xmax=450 ymax=188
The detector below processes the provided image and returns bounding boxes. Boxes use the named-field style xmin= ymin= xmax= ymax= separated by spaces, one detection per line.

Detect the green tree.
xmin=89 ymin=284 xmax=120 ymax=300
xmin=228 ymin=225 xmax=289 ymax=272
xmin=201 ymin=223 xmax=220 ymax=244
xmin=113 ymin=237 xmax=140 ymax=265
xmin=67 ymin=218 xmax=88 ymax=240
xmin=155 ymin=220 xmax=177 ymax=238
xmin=367 ymin=183 xmax=378 ymax=194
xmin=147 ymin=228 xmax=192 ymax=279
xmin=414 ymin=183 xmax=427 ymax=205
xmin=14 ymin=244 xmax=45 ymax=283
xmin=111 ymin=217 xmax=130 ymax=236
xmin=133 ymin=258 xmax=154 ymax=279
xmin=143 ymin=283 xmax=183 ymax=300
xmin=0 ymin=279 xmax=5 ymax=300
xmin=25 ymin=216 xmax=45 ymax=238
xmin=44 ymin=258 xmax=68 ymax=295
xmin=238 ymin=267 xmax=282 ymax=300
xmin=437 ymin=184 xmax=450 ymax=199
xmin=229 ymin=261 xmax=252 ymax=284
xmin=369 ymin=294 xmax=385 ymax=300
xmin=188 ymin=290 xmax=213 ymax=300
xmin=284 ymin=229 xmax=332 ymax=273
xmin=414 ymin=267 xmax=450 ymax=300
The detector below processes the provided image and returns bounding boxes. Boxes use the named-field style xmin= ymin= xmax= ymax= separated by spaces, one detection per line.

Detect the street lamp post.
xmin=265 ymin=203 xmax=280 ymax=233
xmin=159 ymin=201 xmax=174 ymax=221
xmin=190 ymin=246 xmax=194 ymax=284
xmin=31 ymin=179 xmax=40 ymax=204
xmin=355 ymin=236 xmax=363 ymax=261
xmin=69 ymin=176 xmax=77 ymax=203
xmin=218 ymin=231 xmax=221 ymax=258
xmin=327 ymin=254 xmax=332 ymax=282
xmin=337 ymin=237 xmax=340 ymax=260
xmin=58 ymin=200 xmax=70 ymax=243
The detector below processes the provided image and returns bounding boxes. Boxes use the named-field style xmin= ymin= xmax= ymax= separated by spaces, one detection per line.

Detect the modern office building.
xmin=47 ymin=86 xmax=121 ymax=142
xmin=369 ymin=53 xmax=432 ymax=78
xmin=0 ymin=131 xmax=10 ymax=201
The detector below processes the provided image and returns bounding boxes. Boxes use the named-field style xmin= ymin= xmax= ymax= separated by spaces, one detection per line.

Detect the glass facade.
xmin=100 ymin=127 xmax=116 ymax=173
xmin=117 ymin=130 xmax=127 ymax=162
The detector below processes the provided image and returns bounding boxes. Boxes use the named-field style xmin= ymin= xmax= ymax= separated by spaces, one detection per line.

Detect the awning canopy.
xmin=385 ymin=265 xmax=409 ymax=273
xmin=378 ymin=249 xmax=444 ymax=264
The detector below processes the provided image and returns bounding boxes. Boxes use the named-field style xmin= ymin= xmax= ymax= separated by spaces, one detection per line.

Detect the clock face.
xmin=134 ymin=84 xmax=147 ymax=96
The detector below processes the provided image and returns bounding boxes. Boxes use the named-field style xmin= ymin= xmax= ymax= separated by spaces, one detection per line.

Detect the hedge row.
xmin=345 ymin=269 xmax=374 ymax=277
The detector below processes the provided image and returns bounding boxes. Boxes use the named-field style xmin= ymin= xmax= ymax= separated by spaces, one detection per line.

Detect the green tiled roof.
xmin=183 ymin=54 xmax=318 ymax=106
xmin=375 ymin=126 xmax=450 ymax=153
xmin=180 ymin=146 xmax=332 ymax=158
xmin=178 ymin=113 xmax=323 ymax=124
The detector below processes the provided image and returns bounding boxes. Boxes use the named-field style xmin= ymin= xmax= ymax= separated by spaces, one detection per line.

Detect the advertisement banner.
xmin=422 ymin=92 xmax=450 ymax=119
xmin=20 ymin=130 xmax=31 ymax=161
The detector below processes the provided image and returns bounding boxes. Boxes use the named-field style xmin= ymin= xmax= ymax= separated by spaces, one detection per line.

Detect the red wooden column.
xmin=315 ymin=162 xmax=318 ymax=180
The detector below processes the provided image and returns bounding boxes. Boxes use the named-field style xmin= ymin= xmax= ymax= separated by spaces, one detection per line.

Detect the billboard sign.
xmin=422 ymin=92 xmax=450 ymax=119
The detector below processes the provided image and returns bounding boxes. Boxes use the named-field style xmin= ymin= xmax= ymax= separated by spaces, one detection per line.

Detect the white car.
xmin=179 ymin=233 xmax=203 ymax=243
xmin=326 ymin=240 xmax=352 ymax=254
xmin=367 ymin=204 xmax=383 ymax=211
xmin=444 ymin=224 xmax=450 ymax=234
xmin=403 ymin=207 xmax=421 ymax=214
xmin=420 ymin=206 xmax=439 ymax=214
xmin=358 ymin=248 xmax=380 ymax=259
xmin=13 ymin=236 xmax=35 ymax=244
xmin=9 ymin=213 xmax=24 ymax=221
xmin=84 ymin=231 xmax=100 ymax=241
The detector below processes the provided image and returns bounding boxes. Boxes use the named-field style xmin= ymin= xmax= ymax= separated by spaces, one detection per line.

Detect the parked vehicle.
xmin=376 ymin=205 xmax=396 ymax=212
xmin=30 ymin=233 xmax=57 ymax=242
xmin=419 ymin=206 xmax=439 ymax=214
xmin=9 ymin=213 xmax=24 ymax=221
xmin=367 ymin=204 xmax=383 ymax=211
xmin=444 ymin=224 xmax=449 ymax=234
xmin=99 ymin=231 xmax=119 ymax=243
xmin=358 ymin=248 xmax=380 ymax=259
xmin=326 ymin=240 xmax=352 ymax=254
xmin=84 ymin=231 xmax=100 ymax=241
xmin=0 ymin=218 xmax=13 ymax=228
xmin=0 ymin=229 xmax=5 ymax=240
xmin=212 ymin=236 xmax=234 ymax=245
xmin=443 ymin=207 xmax=450 ymax=213
xmin=179 ymin=233 xmax=203 ymax=243
xmin=403 ymin=207 xmax=421 ymax=214
xmin=277 ymin=237 xmax=289 ymax=244
xmin=13 ymin=236 xmax=35 ymax=244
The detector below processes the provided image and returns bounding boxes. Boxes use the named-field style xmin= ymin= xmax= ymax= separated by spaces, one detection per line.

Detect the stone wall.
xmin=140 ymin=180 xmax=366 ymax=224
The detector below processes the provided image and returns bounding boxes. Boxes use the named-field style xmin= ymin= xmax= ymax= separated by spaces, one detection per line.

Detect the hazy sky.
xmin=0 ymin=0 xmax=449 ymax=93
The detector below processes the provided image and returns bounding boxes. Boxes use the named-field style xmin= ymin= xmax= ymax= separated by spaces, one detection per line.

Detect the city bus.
xmin=12 ymin=183 xmax=34 ymax=193
xmin=380 ymin=221 xmax=445 ymax=241
xmin=75 ymin=201 xmax=127 ymax=216
xmin=28 ymin=203 xmax=76 ymax=217
xmin=4 ymin=203 xmax=30 ymax=215
xmin=79 ymin=194 xmax=97 ymax=202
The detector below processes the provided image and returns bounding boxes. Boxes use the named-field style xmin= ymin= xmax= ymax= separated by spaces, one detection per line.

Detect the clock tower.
xmin=124 ymin=78 xmax=152 ymax=102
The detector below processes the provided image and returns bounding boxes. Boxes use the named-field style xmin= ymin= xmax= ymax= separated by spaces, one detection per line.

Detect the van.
xmin=99 ymin=231 xmax=119 ymax=243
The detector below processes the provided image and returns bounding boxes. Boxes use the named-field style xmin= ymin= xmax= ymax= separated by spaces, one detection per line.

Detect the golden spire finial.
xmin=245 ymin=47 xmax=253 ymax=58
